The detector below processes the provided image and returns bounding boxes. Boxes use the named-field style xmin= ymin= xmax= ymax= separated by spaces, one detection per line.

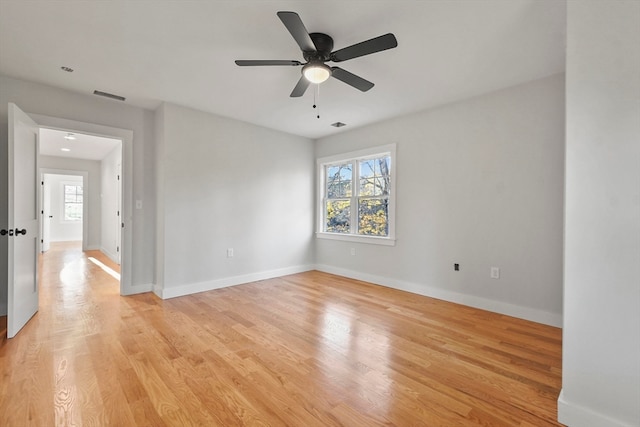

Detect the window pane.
xmin=360 ymin=159 xmax=375 ymax=178
xmin=358 ymin=156 xmax=390 ymax=197
xmin=358 ymin=198 xmax=388 ymax=236
xmin=64 ymin=203 xmax=83 ymax=221
xmin=325 ymin=200 xmax=350 ymax=233
xmin=326 ymin=164 xmax=352 ymax=198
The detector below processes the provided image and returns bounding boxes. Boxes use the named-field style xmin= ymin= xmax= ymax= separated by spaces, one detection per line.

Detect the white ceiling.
xmin=39 ymin=128 xmax=120 ymax=161
xmin=0 ymin=0 xmax=566 ymax=139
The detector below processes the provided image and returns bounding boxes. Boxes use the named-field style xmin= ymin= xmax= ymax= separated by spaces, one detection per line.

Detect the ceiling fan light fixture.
xmin=303 ymin=62 xmax=331 ymax=84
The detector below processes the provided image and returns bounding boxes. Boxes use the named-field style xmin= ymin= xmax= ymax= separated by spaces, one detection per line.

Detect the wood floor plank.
xmin=0 ymin=242 xmax=564 ymax=426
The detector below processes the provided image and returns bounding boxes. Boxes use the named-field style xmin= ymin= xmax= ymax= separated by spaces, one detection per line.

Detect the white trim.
xmin=315 ymin=264 xmax=563 ymax=327
xmin=316 ymin=232 xmax=396 ymax=246
xmin=155 ymin=265 xmax=316 ymax=300
xmin=558 ymin=390 xmax=633 ymax=427
xmin=122 ymin=283 xmax=153 ymax=296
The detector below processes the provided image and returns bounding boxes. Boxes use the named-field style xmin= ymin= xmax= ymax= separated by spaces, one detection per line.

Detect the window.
xmin=64 ymin=184 xmax=83 ymax=221
xmin=317 ymin=144 xmax=396 ymax=245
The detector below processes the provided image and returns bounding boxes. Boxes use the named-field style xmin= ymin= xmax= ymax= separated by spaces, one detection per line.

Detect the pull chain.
xmin=313 ymin=84 xmax=320 ymax=119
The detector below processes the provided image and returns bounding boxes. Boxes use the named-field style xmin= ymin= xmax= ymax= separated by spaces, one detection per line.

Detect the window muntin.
xmin=318 ymin=145 xmax=395 ymax=244
xmin=64 ymin=184 xmax=83 ymax=221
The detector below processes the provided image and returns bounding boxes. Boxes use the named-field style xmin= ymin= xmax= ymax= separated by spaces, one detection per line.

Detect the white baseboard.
xmin=558 ymin=389 xmax=633 ymax=427
xmin=156 ymin=265 xmax=316 ymax=299
xmin=315 ymin=264 xmax=563 ymax=327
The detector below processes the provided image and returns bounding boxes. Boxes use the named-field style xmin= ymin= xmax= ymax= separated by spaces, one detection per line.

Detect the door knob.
xmin=15 ymin=229 xmax=27 ymax=236
xmin=1 ymin=229 xmax=14 ymax=236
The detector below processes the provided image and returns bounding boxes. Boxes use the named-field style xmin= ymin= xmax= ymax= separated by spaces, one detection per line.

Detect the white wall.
xmin=559 ymin=1 xmax=640 ymax=426
xmin=45 ymin=174 xmax=83 ymax=242
xmin=101 ymin=146 xmax=121 ymax=263
xmin=39 ymin=156 xmax=101 ymax=249
xmin=154 ymin=102 xmax=315 ymax=297
xmin=0 ymin=74 xmax=155 ymax=298
xmin=315 ymin=74 xmax=566 ymax=326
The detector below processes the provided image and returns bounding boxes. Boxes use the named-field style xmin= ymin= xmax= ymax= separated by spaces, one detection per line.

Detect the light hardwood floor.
xmin=0 ymin=242 xmax=563 ymax=426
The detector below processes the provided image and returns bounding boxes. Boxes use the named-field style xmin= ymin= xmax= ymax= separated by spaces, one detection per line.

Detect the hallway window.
xmin=64 ymin=184 xmax=83 ymax=221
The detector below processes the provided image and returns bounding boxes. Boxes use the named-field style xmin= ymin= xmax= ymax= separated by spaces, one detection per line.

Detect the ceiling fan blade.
xmin=331 ymin=33 xmax=398 ymax=62
xmin=235 ymin=60 xmax=302 ymax=66
xmin=331 ymin=67 xmax=374 ymax=92
xmin=277 ymin=11 xmax=316 ymax=52
xmin=290 ymin=76 xmax=311 ymax=97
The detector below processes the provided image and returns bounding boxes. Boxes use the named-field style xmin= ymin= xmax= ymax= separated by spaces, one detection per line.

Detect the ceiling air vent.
xmin=93 ymin=90 xmax=126 ymax=102
xmin=331 ymin=122 xmax=346 ymax=128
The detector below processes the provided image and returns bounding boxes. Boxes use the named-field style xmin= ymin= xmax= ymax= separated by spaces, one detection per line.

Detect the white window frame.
xmin=316 ymin=144 xmax=396 ymax=246
xmin=62 ymin=181 xmax=83 ymax=223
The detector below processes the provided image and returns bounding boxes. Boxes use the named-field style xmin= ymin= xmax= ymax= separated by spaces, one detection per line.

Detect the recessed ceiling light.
xmin=61 ymin=66 xmax=74 ymax=72
xmin=61 ymin=148 xmax=71 ymax=152
xmin=64 ymin=133 xmax=76 ymax=140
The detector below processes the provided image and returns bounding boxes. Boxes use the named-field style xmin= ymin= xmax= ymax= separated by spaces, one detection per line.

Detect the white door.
xmin=40 ymin=174 xmax=52 ymax=252
xmin=6 ymin=103 xmax=39 ymax=338
xmin=116 ymin=162 xmax=122 ymax=264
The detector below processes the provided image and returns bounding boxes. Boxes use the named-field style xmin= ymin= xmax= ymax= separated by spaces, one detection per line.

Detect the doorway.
xmin=29 ymin=112 xmax=133 ymax=295
xmin=38 ymin=128 xmax=123 ymax=277
xmin=3 ymin=105 xmax=133 ymax=339
xmin=40 ymin=173 xmax=86 ymax=253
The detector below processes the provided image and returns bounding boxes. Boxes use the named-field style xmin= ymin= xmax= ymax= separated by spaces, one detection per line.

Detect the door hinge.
xmin=117 ymin=246 xmax=120 ymax=252
xmin=121 ymin=222 xmax=124 ymax=228
xmin=117 ymin=210 xmax=120 ymax=216
xmin=41 ymin=239 xmax=43 ymax=243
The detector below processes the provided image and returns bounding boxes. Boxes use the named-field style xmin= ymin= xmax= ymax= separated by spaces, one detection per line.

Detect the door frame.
xmin=39 ymin=170 xmax=89 ymax=251
xmin=30 ymin=113 xmax=133 ymax=295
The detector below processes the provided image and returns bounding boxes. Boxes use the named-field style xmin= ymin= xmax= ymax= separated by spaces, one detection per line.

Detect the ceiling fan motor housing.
xmin=305 ymin=33 xmax=334 ymax=61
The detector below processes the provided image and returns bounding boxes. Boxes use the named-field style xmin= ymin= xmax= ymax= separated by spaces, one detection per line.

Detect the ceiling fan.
xmin=235 ymin=11 xmax=398 ymax=97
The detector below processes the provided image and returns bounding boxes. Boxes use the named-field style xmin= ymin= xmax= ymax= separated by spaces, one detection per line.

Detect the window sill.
xmin=315 ymin=232 xmax=396 ymax=246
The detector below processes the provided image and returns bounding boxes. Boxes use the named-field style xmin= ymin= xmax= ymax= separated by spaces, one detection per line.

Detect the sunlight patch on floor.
xmin=88 ymin=257 xmax=120 ymax=281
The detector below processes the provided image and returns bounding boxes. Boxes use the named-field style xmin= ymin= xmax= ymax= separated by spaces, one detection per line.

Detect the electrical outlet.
xmin=491 ymin=267 xmax=500 ymax=279
xmin=350 ymin=248 xmax=356 ymax=256
xmin=227 ymin=248 xmax=234 ymax=258
xmin=454 ymin=263 xmax=459 ymax=271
